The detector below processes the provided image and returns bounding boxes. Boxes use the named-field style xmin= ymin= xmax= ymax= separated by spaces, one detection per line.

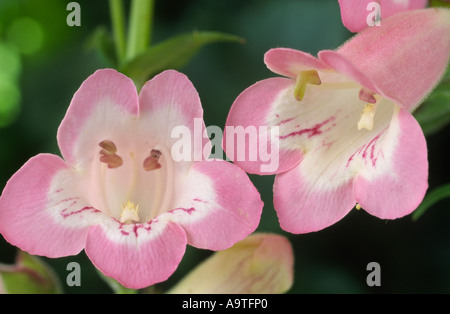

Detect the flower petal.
xmin=318 ymin=50 xmax=380 ymax=97
xmin=274 ymin=164 xmax=355 ymax=234
xmin=338 ymin=0 xmax=428 ymax=33
xmin=85 ymin=219 xmax=187 ymax=289
xmin=224 ymin=77 xmax=302 ymax=175
xmin=138 ymin=70 xmax=211 ymax=163
xmin=57 ymin=69 xmax=139 ymax=167
xmin=0 ymin=154 xmax=100 ymax=257
xmin=327 ymin=8 xmax=450 ymax=111
xmin=167 ymin=159 xmax=263 ymax=250
xmin=264 ymin=48 xmax=329 ymax=78
xmin=354 ymin=108 xmax=428 ymax=219
xmin=270 ymin=83 xmax=396 ymax=233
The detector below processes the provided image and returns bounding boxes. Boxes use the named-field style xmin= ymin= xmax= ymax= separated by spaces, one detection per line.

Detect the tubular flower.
xmin=168 ymin=233 xmax=294 ymax=294
xmin=224 ymin=9 xmax=450 ymax=234
xmin=338 ymin=0 xmax=428 ymax=33
xmin=0 ymin=69 xmax=263 ymax=289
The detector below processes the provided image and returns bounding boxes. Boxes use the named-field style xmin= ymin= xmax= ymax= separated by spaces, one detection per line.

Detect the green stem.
xmin=125 ymin=0 xmax=154 ymax=61
xmin=412 ymin=183 xmax=450 ymax=221
xmin=109 ymin=0 xmax=127 ymax=65
xmin=96 ymin=268 xmax=139 ymax=294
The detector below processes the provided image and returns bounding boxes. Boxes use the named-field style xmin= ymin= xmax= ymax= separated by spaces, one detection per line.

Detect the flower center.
xmin=95 ymin=140 xmax=173 ymax=224
xmin=357 ymin=88 xmax=379 ymax=131
xmin=120 ymin=200 xmax=140 ymax=224
xmin=293 ymin=71 xmax=381 ymax=131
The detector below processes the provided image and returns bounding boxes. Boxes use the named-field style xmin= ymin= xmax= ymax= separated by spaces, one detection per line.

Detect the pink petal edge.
xmin=168 ymin=159 xmax=263 ymax=250
xmin=85 ymin=220 xmax=187 ymax=289
xmin=274 ymin=165 xmax=355 ymax=234
xmin=338 ymin=0 xmax=428 ymax=33
xmin=354 ymin=108 xmax=428 ymax=219
xmin=57 ymin=69 xmax=139 ymax=166
xmin=0 ymin=154 xmax=91 ymax=257
xmin=224 ymin=77 xmax=303 ymax=175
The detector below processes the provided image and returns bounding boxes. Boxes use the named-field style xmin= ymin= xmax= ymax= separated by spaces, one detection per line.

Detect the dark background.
xmin=0 ymin=0 xmax=449 ymax=294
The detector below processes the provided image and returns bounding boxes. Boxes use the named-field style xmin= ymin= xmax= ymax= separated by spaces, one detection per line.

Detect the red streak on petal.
xmin=51 ymin=197 xmax=81 ymax=207
xmin=346 ymin=130 xmax=386 ymax=168
xmin=117 ymin=220 xmax=153 ymax=238
xmin=279 ymin=116 xmax=336 ymax=140
xmin=193 ymin=198 xmax=208 ymax=204
xmin=169 ymin=207 xmax=196 ymax=215
xmin=277 ymin=117 xmax=295 ymax=126
xmin=61 ymin=206 xmax=99 ymax=218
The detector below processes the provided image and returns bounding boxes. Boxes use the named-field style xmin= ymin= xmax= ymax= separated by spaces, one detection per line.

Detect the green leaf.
xmin=429 ymin=0 xmax=450 ymax=8
xmin=0 ymin=251 xmax=62 ymax=294
xmin=85 ymin=26 xmax=118 ymax=67
xmin=120 ymin=31 xmax=244 ymax=88
xmin=0 ymin=43 xmax=21 ymax=128
xmin=414 ymin=65 xmax=450 ymax=136
xmin=412 ymin=184 xmax=450 ymax=221
xmin=0 ymin=76 xmax=21 ymax=128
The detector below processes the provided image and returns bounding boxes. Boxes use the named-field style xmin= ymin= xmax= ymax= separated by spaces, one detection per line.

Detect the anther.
xmin=359 ymin=87 xmax=377 ymax=104
xmin=99 ymin=140 xmax=117 ymax=154
xmin=120 ymin=201 xmax=140 ymax=224
xmin=294 ymin=70 xmax=321 ymax=101
xmin=98 ymin=140 xmax=123 ymax=168
xmin=357 ymin=103 xmax=378 ymax=131
xmin=143 ymin=149 xmax=162 ymax=171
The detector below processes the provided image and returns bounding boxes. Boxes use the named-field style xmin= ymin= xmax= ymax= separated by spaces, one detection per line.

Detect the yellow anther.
xmin=294 ymin=70 xmax=321 ymax=101
xmin=120 ymin=201 xmax=140 ymax=224
xmin=357 ymin=103 xmax=377 ymax=131
xmin=355 ymin=203 xmax=362 ymax=210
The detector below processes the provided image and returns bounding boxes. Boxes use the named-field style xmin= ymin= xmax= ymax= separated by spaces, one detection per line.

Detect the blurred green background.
xmin=1 ymin=0 xmax=450 ymax=294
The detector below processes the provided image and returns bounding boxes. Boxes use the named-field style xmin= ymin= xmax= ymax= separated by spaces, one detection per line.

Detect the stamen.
xmin=294 ymin=70 xmax=321 ymax=101
xmin=120 ymin=201 xmax=140 ymax=224
xmin=99 ymin=154 xmax=123 ymax=168
xmin=359 ymin=87 xmax=377 ymax=104
xmin=357 ymin=103 xmax=378 ymax=131
xmin=98 ymin=140 xmax=117 ymax=154
xmin=143 ymin=149 xmax=162 ymax=171
xmin=99 ymin=140 xmax=123 ymax=168
xmin=355 ymin=203 xmax=362 ymax=210
xmin=357 ymin=89 xmax=381 ymax=131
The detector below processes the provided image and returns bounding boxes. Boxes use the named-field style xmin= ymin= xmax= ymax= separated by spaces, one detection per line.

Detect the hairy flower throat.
xmin=96 ymin=140 xmax=173 ymax=224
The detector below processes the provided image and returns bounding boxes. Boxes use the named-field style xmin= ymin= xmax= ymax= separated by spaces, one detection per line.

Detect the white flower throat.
xmin=294 ymin=70 xmax=380 ymax=131
xmin=96 ymin=139 xmax=173 ymax=224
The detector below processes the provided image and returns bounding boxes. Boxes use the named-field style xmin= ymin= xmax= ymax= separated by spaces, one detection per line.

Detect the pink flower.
xmin=224 ymin=9 xmax=450 ymax=234
xmin=338 ymin=0 xmax=428 ymax=32
xmin=0 ymin=69 xmax=263 ymax=289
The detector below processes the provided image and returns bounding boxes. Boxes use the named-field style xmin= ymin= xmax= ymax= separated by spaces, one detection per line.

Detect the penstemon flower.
xmin=337 ymin=0 xmax=428 ymax=32
xmin=0 ymin=69 xmax=263 ymax=289
xmin=168 ymin=233 xmax=294 ymax=294
xmin=224 ymin=9 xmax=450 ymax=234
